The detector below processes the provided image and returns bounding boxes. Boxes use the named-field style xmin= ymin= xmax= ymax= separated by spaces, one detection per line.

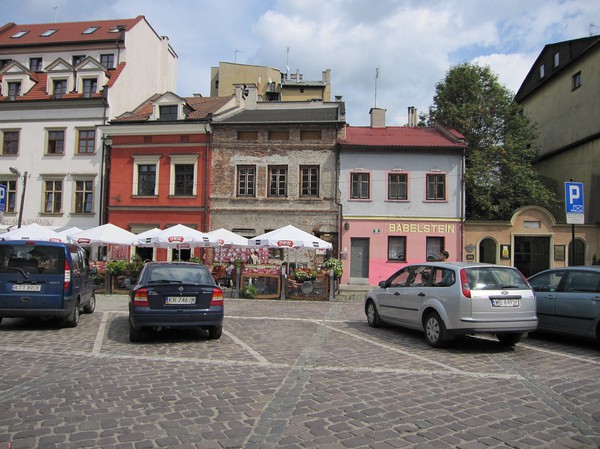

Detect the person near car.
xmin=225 ymin=260 xmax=235 ymax=287
xmin=439 ymin=250 xmax=449 ymax=261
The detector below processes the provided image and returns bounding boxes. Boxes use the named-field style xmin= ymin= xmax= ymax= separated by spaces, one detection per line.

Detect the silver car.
xmin=528 ymin=266 xmax=600 ymax=343
xmin=365 ymin=262 xmax=537 ymax=347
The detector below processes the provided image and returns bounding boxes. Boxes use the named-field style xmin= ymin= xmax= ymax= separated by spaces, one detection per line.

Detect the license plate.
xmin=491 ymin=299 xmax=519 ymax=307
xmin=165 ymin=296 xmax=196 ymax=305
xmin=12 ymin=284 xmax=41 ymax=292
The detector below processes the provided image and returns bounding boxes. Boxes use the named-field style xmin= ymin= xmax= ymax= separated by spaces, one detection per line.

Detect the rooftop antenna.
xmin=234 ymin=49 xmax=243 ymax=63
xmin=590 ymin=23 xmax=600 ymax=36
xmin=53 ymin=6 xmax=58 ymax=22
xmin=374 ymin=67 xmax=380 ymax=108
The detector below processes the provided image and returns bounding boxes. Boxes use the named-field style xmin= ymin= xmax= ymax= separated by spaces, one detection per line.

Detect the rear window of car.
xmin=0 ymin=244 xmax=65 ymax=275
xmin=465 ymin=267 xmax=529 ymax=290
xmin=146 ymin=265 xmax=213 ymax=284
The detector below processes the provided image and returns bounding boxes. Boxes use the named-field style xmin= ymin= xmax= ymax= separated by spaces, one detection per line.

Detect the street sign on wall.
xmin=565 ymin=181 xmax=584 ymax=224
xmin=0 ymin=184 xmax=6 ymax=212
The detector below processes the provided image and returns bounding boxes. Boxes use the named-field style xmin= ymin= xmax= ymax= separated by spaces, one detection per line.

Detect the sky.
xmin=3 ymin=0 xmax=600 ymax=126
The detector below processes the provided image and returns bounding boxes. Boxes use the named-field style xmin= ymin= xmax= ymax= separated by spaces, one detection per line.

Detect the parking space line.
xmin=224 ymin=329 xmax=271 ymax=365
xmin=92 ymin=311 xmax=109 ymax=355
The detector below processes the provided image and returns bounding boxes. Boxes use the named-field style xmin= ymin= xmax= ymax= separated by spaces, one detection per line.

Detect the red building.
xmin=101 ymin=92 xmax=234 ymax=261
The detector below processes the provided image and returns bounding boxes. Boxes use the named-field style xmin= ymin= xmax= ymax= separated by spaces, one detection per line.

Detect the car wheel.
xmin=497 ymin=333 xmax=523 ymax=346
xmin=83 ymin=293 xmax=96 ymax=314
xmin=129 ymin=322 xmax=143 ymax=343
xmin=64 ymin=302 xmax=80 ymax=328
xmin=208 ymin=325 xmax=223 ymax=339
xmin=366 ymin=300 xmax=381 ymax=328
xmin=424 ymin=312 xmax=446 ymax=348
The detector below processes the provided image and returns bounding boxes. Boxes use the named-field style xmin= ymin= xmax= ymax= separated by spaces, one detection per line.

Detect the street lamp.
xmin=9 ymin=166 xmax=27 ymax=229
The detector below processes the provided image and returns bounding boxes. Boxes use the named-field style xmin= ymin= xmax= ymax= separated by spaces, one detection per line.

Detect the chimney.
xmin=370 ymin=108 xmax=386 ymax=128
xmin=407 ymin=106 xmax=418 ymax=126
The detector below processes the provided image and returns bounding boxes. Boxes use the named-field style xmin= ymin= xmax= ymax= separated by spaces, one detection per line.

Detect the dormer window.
xmin=8 ymin=82 xmax=21 ymax=100
xmin=159 ymin=105 xmax=178 ymax=121
xmin=53 ymin=80 xmax=67 ymax=99
xmin=82 ymin=26 xmax=99 ymax=34
xmin=109 ymin=25 xmax=125 ymax=33
xmin=11 ymin=31 xmax=28 ymax=39
xmin=539 ymin=64 xmax=545 ymax=79
xmin=82 ymin=78 xmax=98 ymax=98
xmin=41 ymin=29 xmax=57 ymax=37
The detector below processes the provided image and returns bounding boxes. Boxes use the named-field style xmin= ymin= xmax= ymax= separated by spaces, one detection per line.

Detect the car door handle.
xmin=592 ymin=297 xmax=600 ymax=302
xmin=394 ymin=291 xmax=401 ymax=296
xmin=418 ymin=292 xmax=426 ymax=297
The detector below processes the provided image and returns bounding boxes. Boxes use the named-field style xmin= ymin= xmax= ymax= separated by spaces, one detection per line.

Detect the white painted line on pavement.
xmin=224 ymin=329 xmax=271 ymax=365
xmin=92 ymin=312 xmax=109 ymax=355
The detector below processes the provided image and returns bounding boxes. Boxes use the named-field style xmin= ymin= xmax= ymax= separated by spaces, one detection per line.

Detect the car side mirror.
xmin=378 ymin=280 xmax=388 ymax=288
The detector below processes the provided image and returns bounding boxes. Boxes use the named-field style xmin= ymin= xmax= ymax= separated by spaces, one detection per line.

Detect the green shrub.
xmin=323 ymin=258 xmax=343 ymax=278
xmin=241 ymin=284 xmax=257 ymax=299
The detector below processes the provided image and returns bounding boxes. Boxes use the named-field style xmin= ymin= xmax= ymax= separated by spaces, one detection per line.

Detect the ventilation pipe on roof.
xmin=407 ymin=106 xmax=418 ymax=127
xmin=370 ymin=107 xmax=386 ymax=128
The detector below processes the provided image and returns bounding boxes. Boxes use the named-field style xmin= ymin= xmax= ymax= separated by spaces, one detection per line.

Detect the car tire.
xmin=64 ymin=302 xmax=80 ymax=328
xmin=83 ymin=293 xmax=96 ymax=314
xmin=497 ymin=333 xmax=522 ymax=346
xmin=424 ymin=312 xmax=446 ymax=348
xmin=130 ymin=322 xmax=143 ymax=343
xmin=208 ymin=325 xmax=223 ymax=339
xmin=366 ymin=300 xmax=381 ymax=328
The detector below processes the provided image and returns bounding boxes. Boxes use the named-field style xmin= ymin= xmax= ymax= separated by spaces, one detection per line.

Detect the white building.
xmin=0 ymin=16 xmax=177 ymax=231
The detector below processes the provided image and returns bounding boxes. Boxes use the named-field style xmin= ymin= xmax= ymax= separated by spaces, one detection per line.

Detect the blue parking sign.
xmin=0 ymin=184 xmax=6 ymax=212
xmin=565 ymin=182 xmax=584 ymax=224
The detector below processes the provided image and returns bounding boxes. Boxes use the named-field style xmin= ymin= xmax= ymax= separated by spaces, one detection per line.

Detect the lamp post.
xmin=9 ymin=166 xmax=27 ymax=228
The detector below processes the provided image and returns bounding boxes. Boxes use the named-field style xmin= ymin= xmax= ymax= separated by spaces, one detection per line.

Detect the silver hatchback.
xmin=364 ymin=262 xmax=537 ymax=347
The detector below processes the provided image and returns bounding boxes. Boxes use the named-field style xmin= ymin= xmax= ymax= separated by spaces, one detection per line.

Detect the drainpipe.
xmin=460 ymin=146 xmax=466 ymax=261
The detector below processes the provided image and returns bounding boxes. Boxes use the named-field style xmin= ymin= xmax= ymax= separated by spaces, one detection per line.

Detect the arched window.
xmin=568 ymin=238 xmax=585 ymax=266
xmin=479 ymin=238 xmax=497 ymax=264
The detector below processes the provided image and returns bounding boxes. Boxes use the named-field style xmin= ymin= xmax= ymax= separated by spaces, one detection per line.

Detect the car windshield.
xmin=0 ymin=244 xmax=64 ymax=275
xmin=465 ymin=267 xmax=529 ymax=290
xmin=145 ymin=265 xmax=212 ymax=284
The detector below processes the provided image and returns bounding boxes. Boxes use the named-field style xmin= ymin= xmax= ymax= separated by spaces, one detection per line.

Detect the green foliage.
xmin=241 ymin=284 xmax=257 ymax=298
xmin=188 ymin=257 xmax=202 ymax=264
xmin=323 ymin=258 xmax=343 ymax=278
xmin=294 ymin=267 xmax=317 ymax=281
xmin=427 ymin=62 xmax=556 ymax=220
xmin=126 ymin=255 xmax=145 ymax=273
xmin=106 ymin=260 xmax=127 ymax=275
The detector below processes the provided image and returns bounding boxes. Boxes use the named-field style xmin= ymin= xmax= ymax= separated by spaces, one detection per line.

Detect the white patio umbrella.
xmin=57 ymin=226 xmax=83 ymax=239
xmin=207 ymin=228 xmax=249 ymax=264
xmin=151 ymin=224 xmax=216 ymax=248
xmin=249 ymin=225 xmax=332 ymax=250
xmin=0 ymin=223 xmax=64 ymax=242
xmin=71 ymin=223 xmax=136 ymax=246
xmin=134 ymin=227 xmax=163 ymax=247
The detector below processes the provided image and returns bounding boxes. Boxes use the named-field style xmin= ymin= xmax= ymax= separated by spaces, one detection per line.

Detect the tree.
xmin=427 ymin=62 xmax=556 ymax=220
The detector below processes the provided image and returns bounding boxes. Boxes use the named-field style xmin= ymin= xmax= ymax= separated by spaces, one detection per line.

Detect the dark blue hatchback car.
xmin=128 ymin=261 xmax=224 ymax=342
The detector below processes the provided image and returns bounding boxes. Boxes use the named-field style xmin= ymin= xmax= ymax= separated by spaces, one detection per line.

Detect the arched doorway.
xmin=568 ymin=238 xmax=585 ymax=266
xmin=479 ymin=238 xmax=497 ymax=264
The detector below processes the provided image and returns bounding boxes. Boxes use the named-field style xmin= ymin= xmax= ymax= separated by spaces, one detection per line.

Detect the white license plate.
xmin=491 ymin=299 xmax=520 ymax=307
xmin=165 ymin=296 xmax=196 ymax=305
xmin=12 ymin=284 xmax=42 ymax=292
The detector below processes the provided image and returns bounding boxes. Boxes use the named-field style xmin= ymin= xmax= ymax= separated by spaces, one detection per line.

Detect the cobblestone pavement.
xmin=0 ymin=293 xmax=599 ymax=449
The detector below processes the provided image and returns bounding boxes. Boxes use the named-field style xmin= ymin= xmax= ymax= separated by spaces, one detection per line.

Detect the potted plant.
xmin=323 ymin=258 xmax=343 ymax=279
xmin=294 ymin=267 xmax=317 ymax=282
xmin=241 ymin=284 xmax=257 ymax=299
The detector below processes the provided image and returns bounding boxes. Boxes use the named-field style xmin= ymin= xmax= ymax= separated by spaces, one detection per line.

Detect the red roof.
xmin=0 ymin=63 xmax=125 ymax=102
xmin=340 ymin=125 xmax=466 ymax=149
xmin=0 ymin=16 xmax=145 ymax=47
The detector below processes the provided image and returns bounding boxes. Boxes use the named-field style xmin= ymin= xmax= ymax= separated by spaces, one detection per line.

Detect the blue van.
xmin=0 ymin=240 xmax=96 ymax=327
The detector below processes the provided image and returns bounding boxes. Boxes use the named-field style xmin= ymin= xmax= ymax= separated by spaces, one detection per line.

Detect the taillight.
xmin=459 ymin=269 xmax=471 ymax=298
xmin=210 ymin=288 xmax=224 ymax=307
xmin=133 ymin=288 xmax=149 ymax=306
xmin=64 ymin=259 xmax=71 ymax=291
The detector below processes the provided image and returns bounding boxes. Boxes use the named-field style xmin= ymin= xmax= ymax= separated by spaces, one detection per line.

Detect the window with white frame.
xmin=44 ymin=179 xmax=63 ymax=213
xmin=7 ymin=81 xmax=21 ymax=100
xmin=74 ymin=179 xmax=94 ymax=214
xmin=237 ymin=165 xmax=256 ymax=197
xmin=82 ymin=78 xmax=97 ymax=97
xmin=53 ymin=79 xmax=67 ymax=99
xmin=426 ymin=173 xmax=446 ymax=200
xmin=133 ymin=155 xmax=160 ymax=196
xmin=169 ymin=155 xmax=198 ymax=196
xmin=159 ymin=105 xmax=178 ymax=121
xmin=300 ymin=165 xmax=319 ymax=197
xmin=268 ymin=165 xmax=287 ymax=197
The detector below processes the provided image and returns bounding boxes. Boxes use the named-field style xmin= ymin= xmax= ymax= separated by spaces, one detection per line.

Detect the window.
xmin=268 ymin=130 xmax=289 ymax=140
xmin=174 ymin=164 xmax=194 ymax=196
xmin=388 ymin=236 xmax=407 ymax=262
xmin=237 ymin=166 xmax=256 ymax=197
xmin=553 ymin=51 xmax=560 ymax=68
xmin=269 ymin=166 xmax=287 ymax=197
xmin=237 ymin=131 xmax=258 ymax=141
xmin=159 ymin=105 xmax=178 ymax=121
xmin=82 ymin=26 xmax=99 ymax=34
xmin=300 ymin=129 xmax=322 ymax=140
xmin=29 ymin=57 xmax=42 ymax=71
xmin=7 ymin=82 xmax=21 ymax=100
xmin=82 ymin=78 xmax=97 ymax=97
xmin=426 ymin=237 xmax=444 ymax=261
xmin=40 ymin=29 xmax=57 ymax=37
xmin=100 ymin=54 xmax=115 ymax=69
xmin=2 ymin=130 xmax=19 ymax=154
xmin=53 ymin=79 xmax=67 ymax=99
xmin=388 ymin=173 xmax=408 ymax=200
xmin=72 ymin=55 xmax=86 ymax=66
xmin=0 ymin=180 xmax=16 ymax=212
xmin=77 ymin=129 xmax=95 ymax=153
xmin=539 ymin=64 xmax=545 ymax=79
xmin=74 ymin=180 xmax=93 ymax=214
xmin=11 ymin=31 xmax=29 ymax=39
xmin=351 ymin=173 xmax=370 ymax=199
xmin=47 ymin=130 xmax=65 ymax=154
xmin=137 ymin=165 xmax=157 ymax=196
xmin=572 ymin=71 xmax=581 ymax=90
xmin=426 ymin=173 xmax=446 ymax=200
xmin=0 ymin=59 xmax=11 ymax=69
xmin=44 ymin=180 xmax=63 ymax=213
xmin=300 ymin=166 xmax=319 ymax=197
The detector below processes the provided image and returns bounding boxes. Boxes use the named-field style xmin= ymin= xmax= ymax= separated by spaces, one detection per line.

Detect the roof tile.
xmin=340 ymin=126 xmax=465 ymax=148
